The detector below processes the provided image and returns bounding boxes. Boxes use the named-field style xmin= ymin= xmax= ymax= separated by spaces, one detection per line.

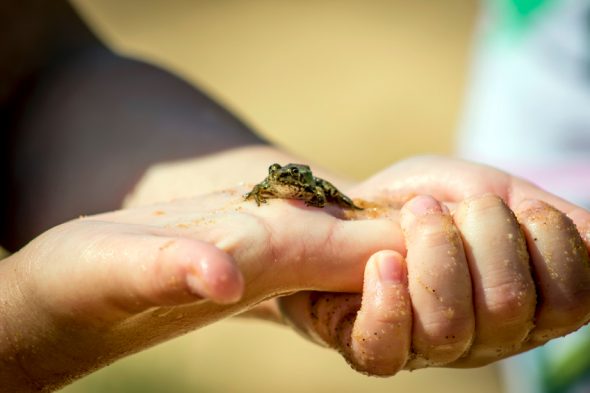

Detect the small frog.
xmin=244 ymin=163 xmax=362 ymax=210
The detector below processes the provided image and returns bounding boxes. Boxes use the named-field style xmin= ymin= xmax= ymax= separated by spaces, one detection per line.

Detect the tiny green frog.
xmin=244 ymin=163 xmax=362 ymax=210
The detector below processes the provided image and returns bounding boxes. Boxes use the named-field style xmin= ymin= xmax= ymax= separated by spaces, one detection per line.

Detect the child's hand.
xmin=0 ymin=187 xmax=400 ymax=391
xmin=279 ymin=157 xmax=590 ymax=376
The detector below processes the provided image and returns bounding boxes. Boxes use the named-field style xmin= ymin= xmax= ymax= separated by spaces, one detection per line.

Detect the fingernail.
xmin=406 ymin=195 xmax=443 ymax=216
xmin=377 ymin=252 xmax=404 ymax=284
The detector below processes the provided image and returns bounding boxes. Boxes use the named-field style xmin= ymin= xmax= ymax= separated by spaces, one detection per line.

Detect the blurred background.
xmin=71 ymin=0 xmax=475 ymax=179
xmin=57 ymin=1 xmax=504 ymax=393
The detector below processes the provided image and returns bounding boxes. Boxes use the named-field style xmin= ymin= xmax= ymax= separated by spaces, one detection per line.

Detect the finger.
xmin=130 ymin=235 xmax=244 ymax=306
xmin=285 ymin=217 xmax=405 ymax=293
xmin=277 ymin=291 xmax=333 ymax=347
xmin=279 ymin=291 xmax=363 ymax=350
xmin=355 ymin=156 xmax=590 ymax=251
xmin=308 ymin=292 xmax=363 ymax=350
xmin=342 ymin=250 xmax=411 ymax=376
xmin=567 ymin=206 xmax=590 ymax=252
xmin=516 ymin=200 xmax=590 ymax=343
xmin=41 ymin=223 xmax=244 ymax=320
xmin=509 ymin=183 xmax=590 ymax=257
xmin=400 ymin=195 xmax=474 ymax=367
xmin=452 ymin=194 xmax=536 ymax=364
xmin=352 ymin=156 xmax=513 ymax=204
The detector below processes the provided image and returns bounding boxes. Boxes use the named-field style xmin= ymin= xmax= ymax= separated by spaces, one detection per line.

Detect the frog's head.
xmin=268 ymin=163 xmax=314 ymax=186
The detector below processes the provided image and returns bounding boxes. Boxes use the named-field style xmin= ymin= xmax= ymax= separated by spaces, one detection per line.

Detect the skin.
xmin=279 ymin=156 xmax=590 ymax=375
xmin=2 ymin=152 xmax=589 ymax=391
xmin=125 ymin=148 xmax=590 ymax=374
xmin=0 ymin=185 xmax=401 ymax=392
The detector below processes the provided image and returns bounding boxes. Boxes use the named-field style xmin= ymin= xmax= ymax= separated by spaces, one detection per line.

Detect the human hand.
xmin=0 ymin=187 xmax=400 ymax=391
xmin=279 ymin=156 xmax=590 ymax=375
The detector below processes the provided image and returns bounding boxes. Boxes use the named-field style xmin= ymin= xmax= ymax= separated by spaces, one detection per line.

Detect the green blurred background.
xmin=61 ymin=1 xmax=502 ymax=392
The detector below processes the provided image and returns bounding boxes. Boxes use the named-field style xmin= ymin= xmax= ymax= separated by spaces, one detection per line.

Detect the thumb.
xmin=36 ymin=222 xmax=244 ymax=321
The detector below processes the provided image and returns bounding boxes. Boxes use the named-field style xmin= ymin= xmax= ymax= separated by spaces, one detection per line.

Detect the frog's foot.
xmin=344 ymin=199 xmax=364 ymax=210
xmin=243 ymin=192 xmax=262 ymax=206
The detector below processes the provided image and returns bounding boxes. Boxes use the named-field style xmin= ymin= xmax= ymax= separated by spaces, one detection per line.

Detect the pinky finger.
xmin=342 ymin=250 xmax=412 ymax=376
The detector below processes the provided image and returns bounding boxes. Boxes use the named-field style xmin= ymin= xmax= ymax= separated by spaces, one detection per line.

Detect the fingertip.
xmin=565 ymin=207 xmax=590 ymax=251
xmin=516 ymin=198 xmax=546 ymax=213
xmin=403 ymin=194 xmax=442 ymax=215
xmin=179 ymin=240 xmax=244 ymax=304
xmin=141 ymin=237 xmax=244 ymax=307
xmin=400 ymin=195 xmax=445 ymax=233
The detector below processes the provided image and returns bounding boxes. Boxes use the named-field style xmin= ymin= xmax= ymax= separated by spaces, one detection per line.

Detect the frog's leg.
xmin=329 ymin=190 xmax=357 ymax=209
xmin=319 ymin=179 xmax=362 ymax=210
xmin=244 ymin=184 xmax=267 ymax=206
xmin=305 ymin=187 xmax=326 ymax=208
xmin=337 ymin=194 xmax=362 ymax=210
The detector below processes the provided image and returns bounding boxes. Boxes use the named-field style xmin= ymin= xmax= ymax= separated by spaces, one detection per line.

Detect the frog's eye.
xmin=290 ymin=167 xmax=299 ymax=175
xmin=269 ymin=164 xmax=281 ymax=173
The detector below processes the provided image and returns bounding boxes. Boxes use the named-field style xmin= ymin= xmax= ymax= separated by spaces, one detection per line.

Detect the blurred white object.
xmin=458 ymin=0 xmax=590 ymax=207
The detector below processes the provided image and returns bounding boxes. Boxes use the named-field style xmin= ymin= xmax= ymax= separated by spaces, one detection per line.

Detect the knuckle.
xmin=413 ymin=224 xmax=457 ymax=249
xmin=416 ymin=315 xmax=474 ymax=354
xmin=482 ymin=281 xmax=535 ymax=324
